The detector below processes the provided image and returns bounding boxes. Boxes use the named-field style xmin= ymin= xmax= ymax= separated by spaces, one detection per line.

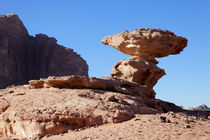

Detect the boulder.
xmin=0 ymin=14 xmax=88 ymax=89
xmin=102 ymin=28 xmax=187 ymax=64
xmin=111 ymin=59 xmax=165 ymax=88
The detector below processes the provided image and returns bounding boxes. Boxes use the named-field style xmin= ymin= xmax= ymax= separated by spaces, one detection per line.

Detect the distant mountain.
xmin=191 ymin=104 xmax=210 ymax=111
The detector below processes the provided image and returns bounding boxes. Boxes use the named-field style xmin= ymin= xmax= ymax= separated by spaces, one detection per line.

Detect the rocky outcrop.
xmin=29 ymin=76 xmax=156 ymax=99
xmin=0 ymin=14 xmax=88 ymax=88
xmin=102 ymin=29 xmax=187 ymax=89
xmin=0 ymin=76 xmax=182 ymax=138
xmin=111 ymin=59 xmax=165 ymax=88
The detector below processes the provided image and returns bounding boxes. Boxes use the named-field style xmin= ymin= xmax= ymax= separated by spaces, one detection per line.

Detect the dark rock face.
xmin=0 ymin=14 xmax=88 ymax=88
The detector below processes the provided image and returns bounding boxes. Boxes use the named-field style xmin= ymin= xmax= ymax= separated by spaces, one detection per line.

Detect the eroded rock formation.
xmin=29 ymin=76 xmax=156 ymax=98
xmin=102 ymin=28 xmax=187 ymax=88
xmin=111 ymin=59 xmax=165 ymax=88
xmin=102 ymin=28 xmax=187 ymax=64
xmin=0 ymin=14 xmax=88 ymax=88
xmin=0 ymin=15 xmax=189 ymax=139
xmin=0 ymin=76 xmax=182 ymax=138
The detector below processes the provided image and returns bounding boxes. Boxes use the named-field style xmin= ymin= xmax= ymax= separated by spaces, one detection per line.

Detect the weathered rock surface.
xmin=0 ymin=76 xmax=182 ymax=138
xmin=102 ymin=28 xmax=187 ymax=88
xmin=111 ymin=59 xmax=165 ymax=87
xmin=29 ymin=76 xmax=156 ymax=99
xmin=0 ymin=14 xmax=88 ymax=89
xmin=0 ymin=16 xmax=191 ymax=139
xmin=102 ymin=28 xmax=187 ymax=63
xmin=42 ymin=112 xmax=210 ymax=140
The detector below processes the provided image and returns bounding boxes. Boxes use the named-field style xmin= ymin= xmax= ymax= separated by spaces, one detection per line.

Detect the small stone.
xmin=186 ymin=125 xmax=191 ymax=128
xmin=159 ymin=116 xmax=167 ymax=123
xmin=166 ymin=118 xmax=171 ymax=123
xmin=107 ymin=95 xmax=117 ymax=102
xmin=82 ymin=136 xmax=91 ymax=139
xmin=9 ymin=90 xmax=14 ymax=93
xmin=134 ymin=118 xmax=140 ymax=121
xmin=29 ymin=80 xmax=45 ymax=88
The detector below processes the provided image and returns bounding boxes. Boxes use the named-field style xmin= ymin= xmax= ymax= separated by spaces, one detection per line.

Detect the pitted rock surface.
xmin=102 ymin=28 xmax=187 ymax=87
xmin=102 ymin=28 xmax=187 ymax=63
xmin=111 ymin=59 xmax=165 ymax=88
xmin=29 ymin=76 xmax=156 ymax=99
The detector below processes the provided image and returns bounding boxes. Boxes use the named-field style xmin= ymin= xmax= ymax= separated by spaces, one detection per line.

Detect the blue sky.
xmin=1 ymin=0 xmax=210 ymax=108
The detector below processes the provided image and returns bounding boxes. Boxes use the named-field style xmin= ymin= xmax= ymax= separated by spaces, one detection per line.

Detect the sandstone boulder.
xmin=102 ymin=28 xmax=187 ymax=63
xmin=111 ymin=59 xmax=165 ymax=88
xmin=0 ymin=14 xmax=88 ymax=89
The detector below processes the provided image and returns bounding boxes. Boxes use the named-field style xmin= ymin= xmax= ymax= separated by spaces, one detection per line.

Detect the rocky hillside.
xmin=0 ymin=76 xmax=183 ymax=139
xmin=0 ymin=14 xmax=88 ymax=88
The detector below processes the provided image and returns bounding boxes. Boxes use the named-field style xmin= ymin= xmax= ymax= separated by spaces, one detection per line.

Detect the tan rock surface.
xmin=111 ymin=59 xmax=165 ymax=87
xmin=3 ymin=112 xmax=209 ymax=140
xmin=0 ymin=76 xmax=183 ymax=139
xmin=42 ymin=113 xmax=210 ymax=140
xmin=29 ymin=76 xmax=155 ymax=99
xmin=102 ymin=28 xmax=187 ymax=87
xmin=102 ymin=28 xmax=187 ymax=63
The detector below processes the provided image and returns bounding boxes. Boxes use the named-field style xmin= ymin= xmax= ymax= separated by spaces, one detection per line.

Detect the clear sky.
xmin=1 ymin=0 xmax=210 ymax=108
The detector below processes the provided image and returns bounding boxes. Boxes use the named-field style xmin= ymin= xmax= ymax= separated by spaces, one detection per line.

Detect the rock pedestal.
xmin=102 ymin=28 xmax=187 ymax=90
xmin=111 ymin=59 xmax=165 ymax=88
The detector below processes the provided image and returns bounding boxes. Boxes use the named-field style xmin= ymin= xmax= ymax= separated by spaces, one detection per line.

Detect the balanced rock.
xmin=102 ymin=28 xmax=187 ymax=64
xmin=0 ymin=14 xmax=88 ymax=89
xmin=0 ymin=76 xmax=182 ymax=138
xmin=102 ymin=28 xmax=187 ymax=88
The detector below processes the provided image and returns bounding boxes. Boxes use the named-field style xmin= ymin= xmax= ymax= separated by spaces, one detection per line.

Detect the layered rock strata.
xmin=0 ymin=14 xmax=88 ymax=88
xmin=102 ymin=28 xmax=187 ymax=64
xmin=102 ymin=28 xmax=187 ymax=89
xmin=29 ymin=76 xmax=156 ymax=98
xmin=0 ymin=76 xmax=182 ymax=138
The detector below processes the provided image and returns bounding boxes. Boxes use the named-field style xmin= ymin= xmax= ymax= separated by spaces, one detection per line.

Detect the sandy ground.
xmin=1 ymin=113 xmax=210 ymax=140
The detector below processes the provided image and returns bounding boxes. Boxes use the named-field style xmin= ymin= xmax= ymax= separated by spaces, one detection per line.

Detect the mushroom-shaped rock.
xmin=102 ymin=28 xmax=187 ymax=63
